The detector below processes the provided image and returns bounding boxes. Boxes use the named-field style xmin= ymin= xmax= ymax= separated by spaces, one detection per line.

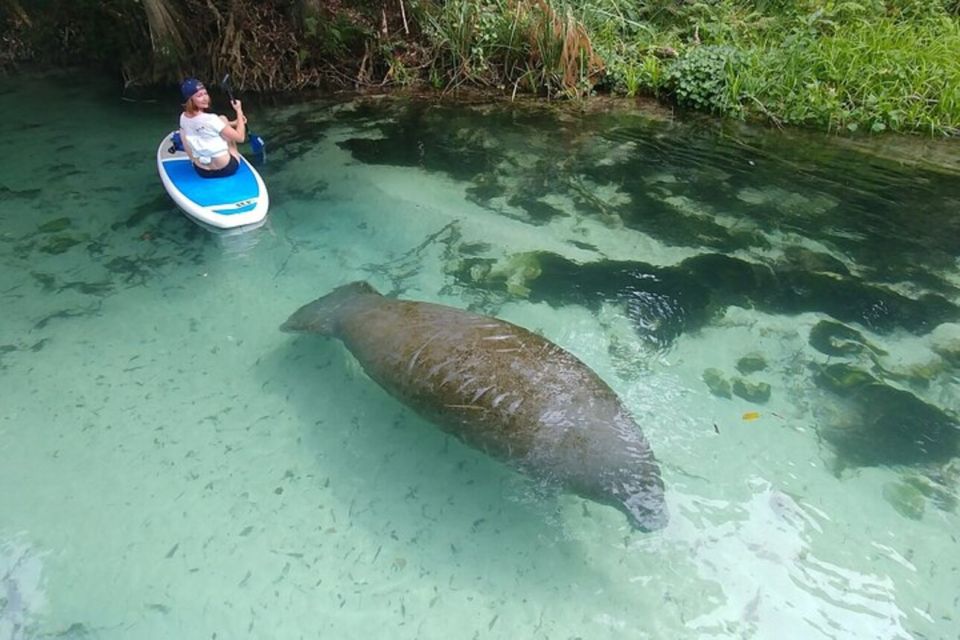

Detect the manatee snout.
xmin=574 ymin=464 xmax=668 ymax=532
xmin=619 ymin=485 xmax=669 ymax=532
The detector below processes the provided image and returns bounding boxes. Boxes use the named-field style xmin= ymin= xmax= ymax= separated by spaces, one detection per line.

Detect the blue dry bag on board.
xmin=249 ymin=132 xmax=266 ymax=164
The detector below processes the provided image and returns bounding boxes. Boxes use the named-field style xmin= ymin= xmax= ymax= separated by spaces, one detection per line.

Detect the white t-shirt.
xmin=179 ymin=112 xmax=229 ymax=165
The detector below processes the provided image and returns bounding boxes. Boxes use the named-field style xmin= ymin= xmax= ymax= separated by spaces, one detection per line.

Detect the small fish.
xmin=742 ymin=411 xmax=761 ymax=422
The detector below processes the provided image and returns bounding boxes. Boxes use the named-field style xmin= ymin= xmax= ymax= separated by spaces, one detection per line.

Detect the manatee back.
xmin=337 ymin=299 xmax=625 ymax=460
xmin=323 ymin=294 xmax=667 ymax=530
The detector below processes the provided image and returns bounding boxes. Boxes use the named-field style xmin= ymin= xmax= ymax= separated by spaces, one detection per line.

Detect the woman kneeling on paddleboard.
xmin=178 ymin=78 xmax=246 ymax=178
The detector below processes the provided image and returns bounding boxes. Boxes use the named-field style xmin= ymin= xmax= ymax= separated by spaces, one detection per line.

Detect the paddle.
xmin=220 ymin=73 xmax=266 ymax=164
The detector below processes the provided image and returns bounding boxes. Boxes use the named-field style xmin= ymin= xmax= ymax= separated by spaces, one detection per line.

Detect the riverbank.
xmin=2 ymin=0 xmax=958 ymax=136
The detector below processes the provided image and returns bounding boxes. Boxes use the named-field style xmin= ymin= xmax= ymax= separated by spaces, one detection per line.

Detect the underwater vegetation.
xmin=454 ymin=251 xmax=959 ymax=350
xmin=806 ymin=318 xmax=960 ymax=469
xmin=813 ymin=363 xmax=959 ymax=468
xmin=2 ymin=206 xmax=214 ymax=343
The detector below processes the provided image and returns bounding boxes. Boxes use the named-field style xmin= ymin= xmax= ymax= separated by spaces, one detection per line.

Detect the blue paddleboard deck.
xmin=156 ymin=132 xmax=269 ymax=229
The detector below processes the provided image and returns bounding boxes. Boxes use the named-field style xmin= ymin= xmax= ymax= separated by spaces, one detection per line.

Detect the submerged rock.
xmin=703 ymin=368 xmax=732 ymax=398
xmin=870 ymin=357 xmax=945 ymax=390
xmin=809 ymin=320 xmax=886 ymax=357
xmin=782 ymin=245 xmax=850 ymax=276
xmin=679 ymin=253 xmax=777 ymax=309
xmin=39 ymin=235 xmax=82 ymax=255
xmin=732 ymin=378 xmax=771 ymax=403
xmin=736 ymin=353 xmax=767 ymax=374
xmin=492 ymin=252 xmax=543 ymax=297
xmin=813 ymin=363 xmax=878 ymax=396
xmin=776 ymin=270 xmax=955 ymax=334
xmin=37 ymin=217 xmax=72 ymax=233
xmin=930 ymin=322 xmax=960 ymax=366
xmin=882 ymin=481 xmax=925 ymax=520
xmin=819 ymin=381 xmax=959 ymax=467
xmin=903 ymin=474 xmax=958 ymax=513
xmin=516 ymin=252 xmax=711 ymax=349
xmin=449 ymin=257 xmax=496 ymax=285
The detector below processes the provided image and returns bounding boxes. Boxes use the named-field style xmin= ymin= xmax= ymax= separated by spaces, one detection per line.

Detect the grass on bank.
xmin=415 ymin=0 xmax=960 ymax=135
xmin=2 ymin=0 xmax=958 ymax=135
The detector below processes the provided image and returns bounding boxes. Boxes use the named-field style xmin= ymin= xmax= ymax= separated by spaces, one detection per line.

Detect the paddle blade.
xmin=220 ymin=73 xmax=234 ymax=101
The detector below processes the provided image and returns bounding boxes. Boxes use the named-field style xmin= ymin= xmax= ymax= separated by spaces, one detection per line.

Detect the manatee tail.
xmin=280 ymin=281 xmax=382 ymax=335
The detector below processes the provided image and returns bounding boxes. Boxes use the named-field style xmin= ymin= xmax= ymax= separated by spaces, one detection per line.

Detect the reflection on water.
xmin=0 ymin=74 xmax=958 ymax=639
xmin=672 ymin=479 xmax=911 ymax=639
xmin=0 ymin=539 xmax=46 ymax=640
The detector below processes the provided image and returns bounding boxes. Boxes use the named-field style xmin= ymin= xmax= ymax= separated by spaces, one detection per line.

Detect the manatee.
xmin=282 ymin=282 xmax=668 ymax=531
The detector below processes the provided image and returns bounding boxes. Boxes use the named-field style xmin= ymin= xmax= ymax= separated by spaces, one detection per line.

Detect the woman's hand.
xmin=227 ymin=99 xmax=247 ymax=143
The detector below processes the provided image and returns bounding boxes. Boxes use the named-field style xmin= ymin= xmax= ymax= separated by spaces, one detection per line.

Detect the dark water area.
xmin=1 ymin=72 xmax=959 ymax=639
xmin=337 ymin=101 xmax=960 ymax=296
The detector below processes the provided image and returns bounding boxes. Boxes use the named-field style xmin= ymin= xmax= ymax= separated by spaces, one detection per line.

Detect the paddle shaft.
xmin=221 ymin=74 xmax=265 ymax=161
xmin=221 ymin=73 xmax=236 ymax=103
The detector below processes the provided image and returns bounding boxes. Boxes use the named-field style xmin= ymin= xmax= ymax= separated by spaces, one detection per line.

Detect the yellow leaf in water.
xmin=742 ymin=411 xmax=761 ymax=421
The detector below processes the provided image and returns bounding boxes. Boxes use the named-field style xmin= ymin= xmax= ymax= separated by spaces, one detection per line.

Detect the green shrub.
xmin=665 ymin=45 xmax=745 ymax=115
xmin=749 ymin=15 xmax=960 ymax=134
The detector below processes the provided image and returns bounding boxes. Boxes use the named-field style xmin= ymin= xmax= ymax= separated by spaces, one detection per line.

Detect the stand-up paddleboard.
xmin=157 ymin=131 xmax=268 ymax=230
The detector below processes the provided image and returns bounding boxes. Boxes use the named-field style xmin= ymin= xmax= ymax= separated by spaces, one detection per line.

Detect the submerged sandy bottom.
xmin=1 ymin=80 xmax=958 ymax=640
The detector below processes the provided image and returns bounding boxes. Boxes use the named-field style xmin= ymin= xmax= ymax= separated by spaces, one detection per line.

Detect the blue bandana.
xmin=180 ymin=78 xmax=203 ymax=101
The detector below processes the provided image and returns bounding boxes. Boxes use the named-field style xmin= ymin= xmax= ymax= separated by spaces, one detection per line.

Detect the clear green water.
xmin=1 ymin=73 xmax=959 ymax=640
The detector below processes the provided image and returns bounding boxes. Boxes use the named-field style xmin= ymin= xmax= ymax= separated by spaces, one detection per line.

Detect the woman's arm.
xmin=219 ymin=99 xmax=247 ymax=143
